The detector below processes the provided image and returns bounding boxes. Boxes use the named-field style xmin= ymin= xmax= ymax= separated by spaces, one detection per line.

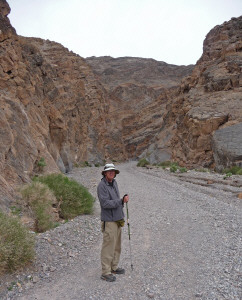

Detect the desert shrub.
xmin=170 ymin=164 xmax=178 ymax=173
xmin=21 ymin=182 xmax=57 ymax=232
xmin=137 ymin=158 xmax=149 ymax=167
xmin=222 ymin=166 xmax=242 ymax=175
xmin=179 ymin=167 xmax=187 ymax=173
xmin=34 ymin=174 xmax=95 ymax=219
xmin=37 ymin=157 xmax=46 ymax=172
xmin=223 ymin=172 xmax=232 ymax=179
xmin=236 ymin=168 xmax=242 ymax=175
xmin=229 ymin=166 xmax=242 ymax=175
xmin=0 ymin=210 xmax=35 ymax=273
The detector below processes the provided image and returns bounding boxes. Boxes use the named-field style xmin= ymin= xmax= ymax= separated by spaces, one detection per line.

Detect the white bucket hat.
xmin=102 ymin=163 xmax=120 ymax=176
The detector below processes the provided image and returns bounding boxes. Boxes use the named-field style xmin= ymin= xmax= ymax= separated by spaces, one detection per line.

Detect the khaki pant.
xmin=101 ymin=221 xmax=121 ymax=275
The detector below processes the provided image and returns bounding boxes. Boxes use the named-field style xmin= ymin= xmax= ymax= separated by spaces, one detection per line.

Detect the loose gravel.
xmin=1 ymin=162 xmax=241 ymax=300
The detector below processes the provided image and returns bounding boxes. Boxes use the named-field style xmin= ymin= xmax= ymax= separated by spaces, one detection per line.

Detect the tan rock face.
xmin=168 ymin=16 xmax=242 ymax=168
xmin=0 ymin=0 xmax=16 ymax=41
xmin=86 ymin=57 xmax=193 ymax=161
xmin=0 ymin=1 xmax=123 ymax=210
xmin=1 ymin=0 xmax=241 ymax=210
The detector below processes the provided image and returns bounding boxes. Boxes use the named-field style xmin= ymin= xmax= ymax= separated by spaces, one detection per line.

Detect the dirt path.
xmin=5 ymin=163 xmax=242 ymax=299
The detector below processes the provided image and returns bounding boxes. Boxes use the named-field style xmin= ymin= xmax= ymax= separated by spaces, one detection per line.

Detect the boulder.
xmin=212 ymin=123 xmax=242 ymax=171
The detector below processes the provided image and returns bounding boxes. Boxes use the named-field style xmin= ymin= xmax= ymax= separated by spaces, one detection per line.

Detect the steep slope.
xmin=1 ymin=0 xmax=241 ymax=211
xmin=0 ymin=0 xmax=125 ymax=210
xmin=169 ymin=16 xmax=242 ymax=168
xmin=86 ymin=56 xmax=193 ymax=90
xmin=86 ymin=57 xmax=194 ymax=160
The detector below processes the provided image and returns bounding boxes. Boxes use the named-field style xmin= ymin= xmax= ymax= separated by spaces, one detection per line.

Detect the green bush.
xmin=222 ymin=166 xmax=242 ymax=175
xmin=137 ymin=158 xmax=149 ymax=167
xmin=37 ymin=157 xmax=46 ymax=172
xmin=223 ymin=172 xmax=232 ymax=180
xmin=179 ymin=167 xmax=187 ymax=173
xmin=236 ymin=168 xmax=242 ymax=175
xmin=34 ymin=174 xmax=95 ymax=219
xmin=170 ymin=164 xmax=178 ymax=173
xmin=0 ymin=211 xmax=35 ymax=273
xmin=21 ymin=182 xmax=57 ymax=232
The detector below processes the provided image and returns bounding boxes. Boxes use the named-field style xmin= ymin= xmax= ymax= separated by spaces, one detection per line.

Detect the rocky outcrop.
xmin=0 ymin=0 xmax=16 ymax=41
xmin=86 ymin=57 xmax=193 ymax=161
xmin=212 ymin=123 xmax=242 ymax=171
xmin=168 ymin=16 xmax=242 ymax=168
xmin=86 ymin=56 xmax=194 ymax=90
xmin=0 ymin=1 xmax=125 ymax=210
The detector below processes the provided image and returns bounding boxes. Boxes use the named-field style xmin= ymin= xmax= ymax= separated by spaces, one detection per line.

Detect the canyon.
xmin=0 ymin=0 xmax=241 ymax=210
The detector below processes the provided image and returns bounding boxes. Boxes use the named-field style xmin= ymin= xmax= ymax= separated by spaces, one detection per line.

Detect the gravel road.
xmin=2 ymin=162 xmax=242 ymax=300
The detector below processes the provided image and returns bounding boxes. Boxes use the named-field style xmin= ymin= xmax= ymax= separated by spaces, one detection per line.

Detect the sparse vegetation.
xmin=223 ymin=172 xmax=233 ymax=180
xmin=37 ymin=157 xmax=46 ymax=172
xmin=179 ymin=167 xmax=187 ymax=173
xmin=157 ymin=161 xmax=172 ymax=168
xmin=21 ymin=182 xmax=57 ymax=232
xmin=75 ymin=161 xmax=92 ymax=168
xmin=10 ymin=206 xmax=22 ymax=216
xmin=170 ymin=164 xmax=178 ymax=173
xmin=222 ymin=166 xmax=242 ymax=175
xmin=137 ymin=158 xmax=149 ymax=167
xmin=0 ymin=210 xmax=35 ymax=273
xmin=33 ymin=174 xmax=95 ymax=219
xmin=195 ymin=168 xmax=210 ymax=173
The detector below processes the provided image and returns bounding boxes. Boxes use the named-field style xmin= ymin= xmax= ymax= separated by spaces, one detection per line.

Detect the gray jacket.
xmin=97 ymin=177 xmax=124 ymax=222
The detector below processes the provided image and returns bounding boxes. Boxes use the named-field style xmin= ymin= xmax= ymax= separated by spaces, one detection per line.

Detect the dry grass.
xmin=0 ymin=211 xmax=35 ymax=273
xmin=20 ymin=182 xmax=57 ymax=232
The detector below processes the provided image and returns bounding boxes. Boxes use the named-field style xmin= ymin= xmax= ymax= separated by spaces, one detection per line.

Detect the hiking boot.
xmin=111 ymin=267 xmax=125 ymax=275
xmin=100 ymin=274 xmax=116 ymax=282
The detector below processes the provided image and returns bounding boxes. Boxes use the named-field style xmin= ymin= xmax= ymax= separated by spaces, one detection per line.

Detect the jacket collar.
xmin=103 ymin=177 xmax=115 ymax=186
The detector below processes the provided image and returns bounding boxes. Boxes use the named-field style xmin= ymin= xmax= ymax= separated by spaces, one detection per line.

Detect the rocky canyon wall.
xmin=0 ymin=0 xmax=241 ymax=210
xmin=0 ymin=0 xmax=126 ymax=210
xmin=169 ymin=16 xmax=242 ymax=169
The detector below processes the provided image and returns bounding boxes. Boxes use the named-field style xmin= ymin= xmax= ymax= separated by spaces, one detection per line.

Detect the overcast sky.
xmin=7 ymin=0 xmax=242 ymax=66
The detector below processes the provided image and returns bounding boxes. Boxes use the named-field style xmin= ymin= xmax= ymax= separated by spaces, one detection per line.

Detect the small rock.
xmin=17 ymin=282 xmax=22 ymax=289
xmin=147 ymin=292 xmax=155 ymax=298
xmin=237 ymin=192 xmax=242 ymax=199
xmin=207 ymin=180 xmax=214 ymax=184
xmin=32 ymin=276 xmax=39 ymax=283
xmin=68 ymin=251 xmax=75 ymax=257
xmin=195 ymin=292 xmax=203 ymax=297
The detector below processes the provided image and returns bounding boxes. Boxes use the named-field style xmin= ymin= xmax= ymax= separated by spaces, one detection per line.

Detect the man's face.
xmin=105 ymin=170 xmax=115 ymax=182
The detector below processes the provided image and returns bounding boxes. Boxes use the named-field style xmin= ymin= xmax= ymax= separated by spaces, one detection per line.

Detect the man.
xmin=97 ymin=163 xmax=129 ymax=282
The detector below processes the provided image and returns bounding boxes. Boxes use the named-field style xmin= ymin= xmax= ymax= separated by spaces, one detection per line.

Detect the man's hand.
xmin=123 ymin=194 xmax=129 ymax=203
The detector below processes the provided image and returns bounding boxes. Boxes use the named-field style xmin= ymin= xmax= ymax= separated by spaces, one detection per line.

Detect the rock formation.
xmin=86 ymin=57 xmax=193 ymax=161
xmin=168 ymin=16 xmax=242 ymax=168
xmin=212 ymin=123 xmax=242 ymax=171
xmin=0 ymin=0 xmax=125 ymax=210
xmin=0 ymin=0 xmax=241 ymax=210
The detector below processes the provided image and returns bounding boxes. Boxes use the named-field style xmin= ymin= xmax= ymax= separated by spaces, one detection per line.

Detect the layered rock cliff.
xmin=86 ymin=57 xmax=193 ymax=160
xmin=0 ymin=0 xmax=126 ymax=210
xmin=169 ymin=16 xmax=242 ymax=168
xmin=0 ymin=0 xmax=241 ymax=210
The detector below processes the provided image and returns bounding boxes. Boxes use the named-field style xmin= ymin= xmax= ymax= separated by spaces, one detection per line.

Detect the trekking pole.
xmin=126 ymin=201 xmax=134 ymax=271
